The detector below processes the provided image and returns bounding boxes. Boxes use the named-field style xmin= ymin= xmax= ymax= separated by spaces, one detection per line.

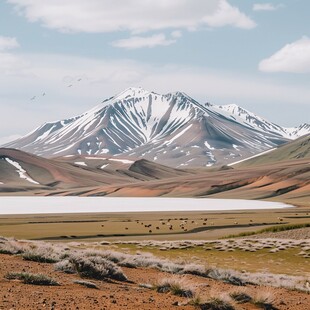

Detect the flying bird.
xmin=30 ymin=96 xmax=36 ymax=100
xmin=77 ymin=78 xmax=82 ymax=81
xmin=67 ymin=84 xmax=73 ymax=87
xmin=42 ymin=92 xmax=46 ymax=96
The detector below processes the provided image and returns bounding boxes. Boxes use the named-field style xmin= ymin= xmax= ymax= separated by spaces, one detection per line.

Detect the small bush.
xmin=54 ymin=259 xmax=76 ymax=274
xmin=252 ymin=291 xmax=276 ymax=309
xmin=182 ymin=264 xmax=210 ymax=277
xmin=22 ymin=251 xmax=58 ymax=263
xmin=0 ymin=241 xmax=24 ymax=255
xmin=5 ymin=272 xmax=59 ymax=286
xmin=208 ymin=269 xmax=245 ymax=286
xmin=73 ymin=280 xmax=99 ymax=289
xmin=70 ymin=255 xmax=128 ymax=282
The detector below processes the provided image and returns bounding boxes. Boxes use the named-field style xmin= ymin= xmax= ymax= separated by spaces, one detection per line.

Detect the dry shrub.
xmin=73 ymin=279 xmax=99 ymax=289
xmin=5 ymin=272 xmax=59 ymax=286
xmin=155 ymin=276 xmax=195 ymax=298
xmin=69 ymin=254 xmax=128 ymax=282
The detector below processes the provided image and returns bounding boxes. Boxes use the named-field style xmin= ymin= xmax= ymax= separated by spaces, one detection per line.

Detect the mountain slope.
xmin=0 ymin=148 xmax=191 ymax=192
xmin=4 ymin=87 xmax=309 ymax=167
xmin=235 ymin=134 xmax=310 ymax=167
xmin=217 ymin=104 xmax=309 ymax=139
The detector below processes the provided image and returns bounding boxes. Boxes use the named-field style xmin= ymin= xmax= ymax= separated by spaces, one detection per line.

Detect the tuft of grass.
xmin=22 ymin=251 xmax=58 ymax=263
xmin=5 ymin=272 xmax=59 ymax=286
xmin=154 ymin=277 xmax=194 ymax=298
xmin=54 ymin=259 xmax=76 ymax=274
xmin=208 ymin=269 xmax=245 ymax=286
xmin=139 ymin=283 xmax=153 ymax=289
xmin=252 ymin=291 xmax=276 ymax=309
xmin=0 ymin=241 xmax=24 ymax=255
xmin=189 ymin=295 xmax=202 ymax=307
xmin=73 ymin=279 xmax=99 ymax=289
xmin=198 ymin=297 xmax=235 ymax=310
xmin=69 ymin=255 xmax=128 ymax=282
xmin=229 ymin=291 xmax=252 ymax=304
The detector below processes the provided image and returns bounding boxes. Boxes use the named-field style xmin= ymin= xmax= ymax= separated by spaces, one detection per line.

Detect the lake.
xmin=0 ymin=197 xmax=291 ymax=215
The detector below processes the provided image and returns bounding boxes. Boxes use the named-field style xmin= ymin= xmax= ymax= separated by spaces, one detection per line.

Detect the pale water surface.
xmin=0 ymin=197 xmax=290 ymax=215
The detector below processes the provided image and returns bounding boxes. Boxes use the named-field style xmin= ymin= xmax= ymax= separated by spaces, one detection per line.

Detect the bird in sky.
xmin=30 ymin=96 xmax=36 ymax=100
xmin=68 ymin=84 xmax=73 ymax=87
xmin=77 ymin=78 xmax=82 ymax=82
xmin=42 ymin=92 xmax=46 ymax=96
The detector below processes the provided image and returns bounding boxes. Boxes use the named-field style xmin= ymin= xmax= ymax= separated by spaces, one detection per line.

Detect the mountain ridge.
xmin=4 ymin=87 xmax=309 ymax=168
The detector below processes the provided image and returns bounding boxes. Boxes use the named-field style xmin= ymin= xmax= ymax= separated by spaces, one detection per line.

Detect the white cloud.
xmin=171 ymin=31 xmax=182 ymax=39
xmin=0 ymin=36 xmax=27 ymax=75
xmin=259 ymin=36 xmax=310 ymax=73
xmin=253 ymin=3 xmax=283 ymax=11
xmin=0 ymin=36 xmax=19 ymax=51
xmin=111 ymin=34 xmax=176 ymax=49
xmin=8 ymin=0 xmax=256 ymax=33
xmin=203 ymin=0 xmax=256 ymax=29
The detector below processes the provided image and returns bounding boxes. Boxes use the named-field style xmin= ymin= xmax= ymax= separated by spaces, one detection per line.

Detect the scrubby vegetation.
xmin=252 ymin=290 xmax=276 ymax=309
xmin=69 ymin=255 xmax=128 ymax=282
xmin=1 ymin=236 xmax=310 ymax=294
xmin=5 ymin=272 xmax=59 ymax=286
xmin=154 ymin=277 xmax=194 ymax=297
xmin=73 ymin=279 xmax=99 ymax=289
xmin=225 ymin=223 xmax=310 ymax=238
xmin=229 ymin=290 xmax=252 ymax=304
xmin=196 ymin=296 xmax=235 ymax=310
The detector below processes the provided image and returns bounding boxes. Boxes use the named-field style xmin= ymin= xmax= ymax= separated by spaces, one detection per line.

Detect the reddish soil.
xmin=0 ymin=253 xmax=309 ymax=310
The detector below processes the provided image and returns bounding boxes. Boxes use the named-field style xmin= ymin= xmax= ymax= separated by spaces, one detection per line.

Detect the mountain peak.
xmin=114 ymin=87 xmax=159 ymax=100
xmin=4 ymin=88 xmax=309 ymax=167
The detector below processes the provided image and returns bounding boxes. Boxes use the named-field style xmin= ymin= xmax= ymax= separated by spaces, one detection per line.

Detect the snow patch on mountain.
xmin=217 ymin=104 xmax=309 ymax=139
xmin=4 ymin=157 xmax=39 ymax=184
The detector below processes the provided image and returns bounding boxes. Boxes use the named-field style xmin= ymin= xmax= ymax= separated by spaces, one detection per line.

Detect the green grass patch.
xmin=224 ymin=223 xmax=310 ymax=239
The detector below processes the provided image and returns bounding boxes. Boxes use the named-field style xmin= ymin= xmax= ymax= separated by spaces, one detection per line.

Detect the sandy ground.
xmin=0 ymin=252 xmax=309 ymax=310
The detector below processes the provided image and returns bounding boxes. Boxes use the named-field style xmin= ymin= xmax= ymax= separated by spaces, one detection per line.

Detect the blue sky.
xmin=0 ymin=0 xmax=309 ymax=142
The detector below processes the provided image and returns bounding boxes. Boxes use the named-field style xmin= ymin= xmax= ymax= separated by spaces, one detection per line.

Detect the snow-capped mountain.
xmin=216 ymin=104 xmax=309 ymax=139
xmin=4 ymin=87 xmax=309 ymax=167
